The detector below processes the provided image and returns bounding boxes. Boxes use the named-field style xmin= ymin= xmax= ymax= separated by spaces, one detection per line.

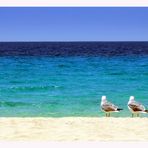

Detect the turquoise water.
xmin=0 ymin=55 xmax=147 ymax=117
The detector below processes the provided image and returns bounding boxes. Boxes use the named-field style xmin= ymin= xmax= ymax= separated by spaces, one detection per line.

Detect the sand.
xmin=0 ymin=117 xmax=147 ymax=141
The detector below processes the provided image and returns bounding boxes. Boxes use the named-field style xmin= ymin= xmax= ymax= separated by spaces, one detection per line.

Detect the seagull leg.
xmin=109 ymin=113 xmax=110 ymax=117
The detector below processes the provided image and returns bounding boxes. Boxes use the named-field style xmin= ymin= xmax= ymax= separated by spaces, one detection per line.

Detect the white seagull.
xmin=128 ymin=96 xmax=148 ymax=117
xmin=100 ymin=96 xmax=123 ymax=117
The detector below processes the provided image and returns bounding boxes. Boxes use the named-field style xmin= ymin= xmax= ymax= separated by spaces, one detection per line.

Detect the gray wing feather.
xmin=128 ymin=101 xmax=145 ymax=111
xmin=102 ymin=101 xmax=118 ymax=112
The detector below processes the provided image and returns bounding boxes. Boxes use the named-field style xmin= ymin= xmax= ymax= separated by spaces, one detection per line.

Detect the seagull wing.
xmin=101 ymin=101 xmax=118 ymax=112
xmin=128 ymin=101 xmax=145 ymax=112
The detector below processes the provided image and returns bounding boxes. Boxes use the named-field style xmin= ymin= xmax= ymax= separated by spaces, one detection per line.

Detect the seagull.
xmin=100 ymin=96 xmax=123 ymax=117
xmin=128 ymin=96 xmax=148 ymax=117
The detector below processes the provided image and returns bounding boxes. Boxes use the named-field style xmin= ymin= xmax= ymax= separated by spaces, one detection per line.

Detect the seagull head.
xmin=129 ymin=96 xmax=135 ymax=102
xmin=101 ymin=96 xmax=107 ymax=102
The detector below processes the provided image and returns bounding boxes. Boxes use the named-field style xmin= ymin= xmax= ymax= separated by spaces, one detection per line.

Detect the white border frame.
xmin=0 ymin=0 xmax=148 ymax=6
xmin=0 ymin=142 xmax=148 ymax=148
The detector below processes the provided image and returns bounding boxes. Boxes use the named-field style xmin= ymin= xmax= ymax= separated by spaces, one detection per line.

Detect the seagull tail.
xmin=117 ymin=108 xmax=123 ymax=111
xmin=144 ymin=110 xmax=148 ymax=113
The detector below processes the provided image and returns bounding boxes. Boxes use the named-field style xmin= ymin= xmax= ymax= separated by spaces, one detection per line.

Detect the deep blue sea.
xmin=0 ymin=42 xmax=147 ymax=117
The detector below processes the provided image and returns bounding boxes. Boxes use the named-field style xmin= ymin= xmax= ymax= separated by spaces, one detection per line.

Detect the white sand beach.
xmin=0 ymin=117 xmax=147 ymax=141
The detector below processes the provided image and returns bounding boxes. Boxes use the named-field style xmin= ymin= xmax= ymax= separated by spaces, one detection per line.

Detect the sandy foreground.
xmin=0 ymin=117 xmax=147 ymax=141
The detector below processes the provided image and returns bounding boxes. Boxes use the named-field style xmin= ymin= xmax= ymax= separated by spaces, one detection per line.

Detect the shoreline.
xmin=0 ymin=117 xmax=148 ymax=141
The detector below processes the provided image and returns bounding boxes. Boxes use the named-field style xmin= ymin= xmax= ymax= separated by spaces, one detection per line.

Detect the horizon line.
xmin=0 ymin=41 xmax=148 ymax=42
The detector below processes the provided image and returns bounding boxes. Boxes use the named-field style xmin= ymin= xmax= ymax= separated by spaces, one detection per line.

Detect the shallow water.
xmin=0 ymin=42 xmax=147 ymax=117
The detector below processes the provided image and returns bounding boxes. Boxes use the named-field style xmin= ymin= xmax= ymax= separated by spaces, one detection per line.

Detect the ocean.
xmin=0 ymin=42 xmax=147 ymax=117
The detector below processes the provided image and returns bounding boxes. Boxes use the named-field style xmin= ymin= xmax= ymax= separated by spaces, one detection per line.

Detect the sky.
xmin=0 ymin=7 xmax=148 ymax=41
